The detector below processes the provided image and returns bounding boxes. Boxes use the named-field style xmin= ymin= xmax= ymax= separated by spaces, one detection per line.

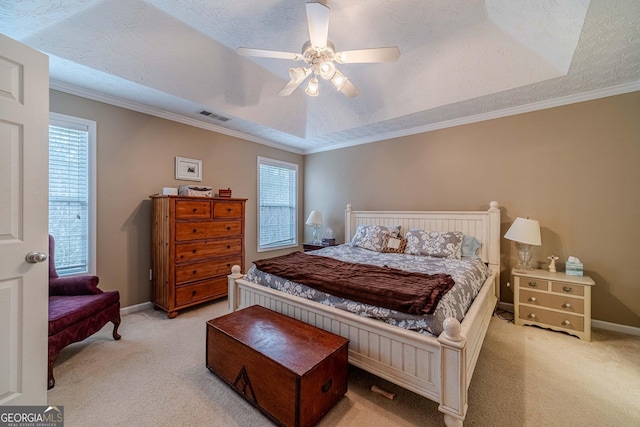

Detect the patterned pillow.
xmin=404 ymin=230 xmax=464 ymax=259
xmin=382 ymin=236 xmax=407 ymax=253
xmin=350 ymin=224 xmax=400 ymax=252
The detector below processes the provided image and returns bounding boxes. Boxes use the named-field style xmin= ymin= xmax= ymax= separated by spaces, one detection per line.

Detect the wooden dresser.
xmin=150 ymin=195 xmax=246 ymax=318
xmin=512 ymin=269 xmax=595 ymax=341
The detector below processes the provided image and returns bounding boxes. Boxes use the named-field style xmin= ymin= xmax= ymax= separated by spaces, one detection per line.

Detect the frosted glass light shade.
xmin=305 ymin=77 xmax=319 ymax=96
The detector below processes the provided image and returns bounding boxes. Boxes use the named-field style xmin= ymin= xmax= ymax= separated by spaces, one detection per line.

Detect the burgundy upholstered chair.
xmin=48 ymin=234 xmax=121 ymax=389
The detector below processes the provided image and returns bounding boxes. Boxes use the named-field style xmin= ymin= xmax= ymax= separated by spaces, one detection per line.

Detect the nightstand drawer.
xmin=519 ymin=289 xmax=584 ymax=314
xmin=521 ymin=278 xmax=549 ymax=291
xmin=551 ymin=281 xmax=585 ymax=296
xmin=518 ymin=306 xmax=584 ymax=332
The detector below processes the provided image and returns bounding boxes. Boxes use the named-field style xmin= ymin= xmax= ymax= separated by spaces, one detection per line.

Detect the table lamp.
xmin=305 ymin=211 xmax=323 ymax=245
xmin=504 ymin=217 xmax=541 ymax=270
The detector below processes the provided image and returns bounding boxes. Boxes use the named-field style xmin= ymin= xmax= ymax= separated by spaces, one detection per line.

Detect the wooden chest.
xmin=206 ymin=305 xmax=349 ymax=427
xmin=150 ymin=195 xmax=246 ymax=318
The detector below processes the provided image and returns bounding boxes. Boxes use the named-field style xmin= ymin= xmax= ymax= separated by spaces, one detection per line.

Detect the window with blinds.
xmin=49 ymin=114 xmax=96 ymax=275
xmin=257 ymin=157 xmax=298 ymax=251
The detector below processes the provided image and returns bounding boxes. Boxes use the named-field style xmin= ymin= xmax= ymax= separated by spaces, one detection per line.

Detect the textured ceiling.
xmin=2 ymin=0 xmax=639 ymax=154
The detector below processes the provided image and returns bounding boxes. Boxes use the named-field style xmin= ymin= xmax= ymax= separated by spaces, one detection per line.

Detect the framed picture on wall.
xmin=175 ymin=157 xmax=202 ymax=181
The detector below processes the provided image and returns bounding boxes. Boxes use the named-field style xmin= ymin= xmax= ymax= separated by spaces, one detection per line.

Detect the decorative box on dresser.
xmin=150 ymin=195 xmax=247 ymax=318
xmin=512 ymin=268 xmax=595 ymax=341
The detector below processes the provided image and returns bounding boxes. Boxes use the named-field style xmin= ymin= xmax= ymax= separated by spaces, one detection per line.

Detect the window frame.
xmin=257 ymin=156 xmax=299 ymax=252
xmin=49 ymin=112 xmax=97 ymax=276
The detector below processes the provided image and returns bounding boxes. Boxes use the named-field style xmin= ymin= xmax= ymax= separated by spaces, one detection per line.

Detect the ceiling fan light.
xmin=289 ymin=67 xmax=310 ymax=83
xmin=305 ymin=77 xmax=319 ymax=96
xmin=318 ymin=61 xmax=336 ymax=80
xmin=331 ymin=70 xmax=347 ymax=90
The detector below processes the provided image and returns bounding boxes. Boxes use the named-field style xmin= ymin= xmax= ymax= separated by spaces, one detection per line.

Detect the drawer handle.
xmin=192 ymin=290 xmax=197 ymax=297
xmin=562 ymin=320 xmax=571 ymax=326
xmin=192 ymin=208 xmax=197 ymax=212
xmin=563 ymin=286 xmax=573 ymax=293
xmin=562 ymin=302 xmax=572 ymax=309
xmin=321 ymin=379 xmax=333 ymax=393
xmin=227 ymin=245 xmax=231 ymax=249
xmin=527 ymin=313 xmax=537 ymax=319
xmin=528 ymin=296 xmax=537 ymax=303
xmin=192 ymin=270 xmax=197 ymax=275
xmin=192 ymin=249 xmax=197 ymax=254
xmin=528 ymin=281 xmax=537 ymax=287
xmin=226 ymin=226 xmax=231 ymax=230
xmin=192 ymin=229 xmax=197 ymax=233
xmin=227 ymin=208 xmax=232 ymax=212
xmin=227 ymin=263 xmax=231 ymax=267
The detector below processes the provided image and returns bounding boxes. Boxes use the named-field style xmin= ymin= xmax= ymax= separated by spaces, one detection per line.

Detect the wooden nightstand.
xmin=302 ymin=242 xmax=329 ymax=252
xmin=512 ymin=269 xmax=595 ymax=341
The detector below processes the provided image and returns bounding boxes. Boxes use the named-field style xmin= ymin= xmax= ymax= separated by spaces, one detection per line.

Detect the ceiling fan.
xmin=237 ymin=2 xmax=400 ymax=98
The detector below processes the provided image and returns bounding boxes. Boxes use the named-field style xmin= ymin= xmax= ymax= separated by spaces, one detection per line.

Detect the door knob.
xmin=25 ymin=252 xmax=48 ymax=263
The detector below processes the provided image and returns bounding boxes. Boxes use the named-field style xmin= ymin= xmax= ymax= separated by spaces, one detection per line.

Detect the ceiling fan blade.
xmin=339 ymin=79 xmax=360 ymax=99
xmin=278 ymin=67 xmax=312 ymax=96
xmin=278 ymin=79 xmax=305 ymax=96
xmin=335 ymin=46 xmax=401 ymax=64
xmin=306 ymin=2 xmax=330 ymax=50
xmin=237 ymin=47 xmax=301 ymax=61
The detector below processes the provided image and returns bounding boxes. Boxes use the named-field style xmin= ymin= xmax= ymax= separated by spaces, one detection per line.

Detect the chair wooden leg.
xmin=48 ymin=353 xmax=58 ymax=390
xmin=112 ymin=320 xmax=121 ymax=340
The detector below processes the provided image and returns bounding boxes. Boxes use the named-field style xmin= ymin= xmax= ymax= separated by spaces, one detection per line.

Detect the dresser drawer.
xmin=551 ymin=281 xmax=585 ymax=296
xmin=175 ymin=238 xmax=242 ymax=262
xmin=176 ymin=221 xmax=242 ymax=241
xmin=175 ymin=277 xmax=228 ymax=306
xmin=213 ymin=202 xmax=243 ymax=218
xmin=176 ymin=256 xmax=242 ymax=284
xmin=518 ymin=306 xmax=584 ymax=332
xmin=519 ymin=278 xmax=549 ymax=291
xmin=519 ymin=289 xmax=584 ymax=314
xmin=175 ymin=200 xmax=212 ymax=219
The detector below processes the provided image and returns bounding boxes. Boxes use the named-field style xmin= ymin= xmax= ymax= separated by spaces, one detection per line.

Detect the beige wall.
xmin=50 ymin=90 xmax=304 ymax=308
xmin=305 ymin=91 xmax=640 ymax=328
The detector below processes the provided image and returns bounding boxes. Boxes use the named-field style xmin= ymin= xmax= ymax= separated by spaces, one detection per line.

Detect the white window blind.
xmin=258 ymin=157 xmax=298 ymax=251
xmin=49 ymin=114 xmax=96 ymax=275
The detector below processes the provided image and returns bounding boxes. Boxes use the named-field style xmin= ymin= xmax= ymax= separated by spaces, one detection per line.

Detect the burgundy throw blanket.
xmin=252 ymin=251 xmax=455 ymax=315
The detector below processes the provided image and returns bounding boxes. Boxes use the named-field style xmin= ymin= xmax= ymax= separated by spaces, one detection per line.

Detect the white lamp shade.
xmin=504 ymin=217 xmax=541 ymax=246
xmin=305 ymin=211 xmax=323 ymax=226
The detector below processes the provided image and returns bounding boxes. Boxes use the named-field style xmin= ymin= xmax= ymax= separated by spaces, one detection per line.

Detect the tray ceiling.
xmin=2 ymin=0 xmax=639 ymax=153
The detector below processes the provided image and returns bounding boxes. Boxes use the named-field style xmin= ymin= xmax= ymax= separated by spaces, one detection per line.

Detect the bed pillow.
xmin=350 ymin=224 xmax=400 ymax=252
xmin=404 ymin=230 xmax=464 ymax=259
xmin=381 ymin=236 xmax=407 ymax=253
xmin=461 ymin=235 xmax=481 ymax=257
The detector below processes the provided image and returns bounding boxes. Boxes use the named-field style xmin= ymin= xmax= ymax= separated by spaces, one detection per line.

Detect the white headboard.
xmin=345 ymin=201 xmax=501 ymax=275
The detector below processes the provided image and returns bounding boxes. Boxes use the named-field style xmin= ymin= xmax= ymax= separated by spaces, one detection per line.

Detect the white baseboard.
xmin=591 ymin=319 xmax=640 ymax=337
xmin=495 ymin=302 xmax=640 ymax=337
xmin=120 ymin=301 xmax=153 ymax=315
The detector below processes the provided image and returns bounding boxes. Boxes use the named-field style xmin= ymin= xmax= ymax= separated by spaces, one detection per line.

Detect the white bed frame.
xmin=228 ymin=202 xmax=501 ymax=426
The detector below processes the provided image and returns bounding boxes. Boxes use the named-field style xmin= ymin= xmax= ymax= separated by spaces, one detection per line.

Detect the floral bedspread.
xmin=245 ymin=244 xmax=490 ymax=336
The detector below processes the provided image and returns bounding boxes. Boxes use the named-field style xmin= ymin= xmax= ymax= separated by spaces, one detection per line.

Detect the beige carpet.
xmin=47 ymin=301 xmax=640 ymax=427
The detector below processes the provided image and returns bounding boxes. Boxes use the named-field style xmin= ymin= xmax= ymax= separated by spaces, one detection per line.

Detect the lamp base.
xmin=515 ymin=242 xmax=534 ymax=270
xmin=312 ymin=225 xmax=323 ymax=245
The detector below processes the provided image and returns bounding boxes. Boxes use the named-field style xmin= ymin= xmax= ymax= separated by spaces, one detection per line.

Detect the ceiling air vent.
xmin=198 ymin=110 xmax=230 ymax=122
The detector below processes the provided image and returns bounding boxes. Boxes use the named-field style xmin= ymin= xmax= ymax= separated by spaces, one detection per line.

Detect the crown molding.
xmin=49 ymin=79 xmax=304 ymax=155
xmin=303 ymin=80 xmax=640 ymax=154
xmin=49 ymin=78 xmax=639 ymax=156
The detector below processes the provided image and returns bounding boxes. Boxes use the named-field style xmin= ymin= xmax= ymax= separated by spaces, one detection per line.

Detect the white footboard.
xmin=228 ymin=267 xmax=498 ymax=426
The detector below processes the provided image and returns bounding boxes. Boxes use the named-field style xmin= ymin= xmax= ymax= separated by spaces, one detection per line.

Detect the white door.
xmin=0 ymin=34 xmax=50 ymax=405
